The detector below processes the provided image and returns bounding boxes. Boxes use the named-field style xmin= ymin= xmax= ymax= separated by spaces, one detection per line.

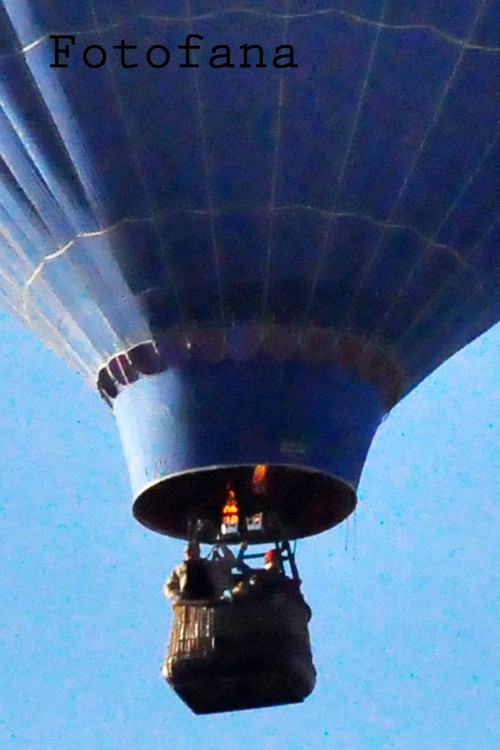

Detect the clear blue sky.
xmin=0 ymin=313 xmax=498 ymax=750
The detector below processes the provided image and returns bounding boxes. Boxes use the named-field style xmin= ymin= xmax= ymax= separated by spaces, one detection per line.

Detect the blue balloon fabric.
xmin=0 ymin=1 xmax=498 ymax=534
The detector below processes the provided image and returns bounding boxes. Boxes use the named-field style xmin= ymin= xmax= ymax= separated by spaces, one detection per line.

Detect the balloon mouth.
xmin=132 ymin=464 xmax=356 ymax=543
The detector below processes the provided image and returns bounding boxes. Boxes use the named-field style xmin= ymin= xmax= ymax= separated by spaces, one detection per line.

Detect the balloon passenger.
xmin=164 ymin=542 xmax=250 ymax=603
xmin=232 ymin=548 xmax=294 ymax=597
xmin=164 ymin=542 xmax=216 ymax=603
xmin=250 ymin=548 xmax=289 ymax=590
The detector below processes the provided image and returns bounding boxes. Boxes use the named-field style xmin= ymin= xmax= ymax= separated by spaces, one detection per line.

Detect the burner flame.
xmin=222 ymin=486 xmax=239 ymax=528
xmin=252 ymin=464 xmax=268 ymax=494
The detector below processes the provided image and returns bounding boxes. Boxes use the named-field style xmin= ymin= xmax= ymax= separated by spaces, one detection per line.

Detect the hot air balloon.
xmin=0 ymin=0 xmax=499 ymax=713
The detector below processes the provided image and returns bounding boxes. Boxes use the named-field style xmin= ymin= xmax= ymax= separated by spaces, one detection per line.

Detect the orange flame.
xmin=252 ymin=464 xmax=268 ymax=494
xmin=222 ymin=486 xmax=239 ymax=526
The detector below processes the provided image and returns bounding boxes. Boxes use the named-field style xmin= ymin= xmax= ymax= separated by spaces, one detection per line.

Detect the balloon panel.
xmin=0 ymin=0 xmax=498 ymax=402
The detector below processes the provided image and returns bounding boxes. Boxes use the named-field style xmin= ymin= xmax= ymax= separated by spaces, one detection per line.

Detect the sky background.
xmin=0 ymin=314 xmax=498 ymax=750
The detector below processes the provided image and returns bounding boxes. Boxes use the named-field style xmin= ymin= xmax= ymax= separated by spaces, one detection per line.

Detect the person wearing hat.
xmin=263 ymin=548 xmax=282 ymax=570
xmin=254 ymin=549 xmax=286 ymax=586
xmin=236 ymin=547 xmax=290 ymax=596
xmin=164 ymin=542 xmax=217 ymax=603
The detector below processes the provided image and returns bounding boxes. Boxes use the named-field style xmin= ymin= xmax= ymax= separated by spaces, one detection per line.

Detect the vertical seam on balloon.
xmin=261 ymin=0 xmax=290 ymax=327
xmin=183 ymin=0 xmax=226 ymax=336
xmin=302 ymin=0 xmax=390 ymax=324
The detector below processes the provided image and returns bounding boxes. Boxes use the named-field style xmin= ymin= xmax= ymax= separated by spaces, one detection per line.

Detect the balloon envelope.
xmin=0 ymin=1 xmax=499 ymax=539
